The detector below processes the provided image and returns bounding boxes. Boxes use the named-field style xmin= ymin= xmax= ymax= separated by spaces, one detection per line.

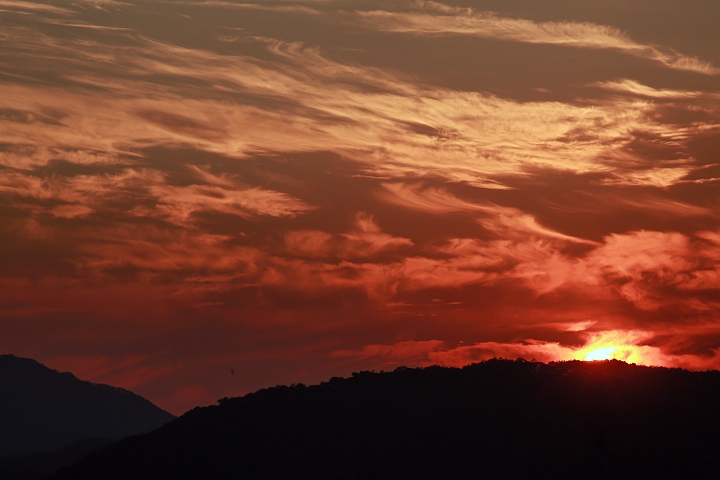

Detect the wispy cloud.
xmin=358 ymin=1 xmax=718 ymax=74
xmin=0 ymin=0 xmax=72 ymax=15
xmin=0 ymin=165 xmax=310 ymax=228
xmin=595 ymin=79 xmax=704 ymax=99
xmin=181 ymin=1 xmax=322 ymax=15
xmin=3 ymin=22 xmax=710 ymax=189
xmin=151 ymin=184 xmax=312 ymax=224
xmin=379 ymin=183 xmax=599 ymax=245
xmin=257 ymin=225 xmax=720 ymax=318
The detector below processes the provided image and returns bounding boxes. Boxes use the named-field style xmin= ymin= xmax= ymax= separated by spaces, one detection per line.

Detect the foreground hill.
xmin=0 ymin=438 xmax=114 ymax=480
xmin=54 ymin=359 xmax=720 ymax=479
xmin=0 ymin=354 xmax=175 ymax=458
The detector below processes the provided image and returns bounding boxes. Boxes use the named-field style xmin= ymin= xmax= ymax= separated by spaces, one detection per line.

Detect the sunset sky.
xmin=2 ymin=0 xmax=720 ymax=414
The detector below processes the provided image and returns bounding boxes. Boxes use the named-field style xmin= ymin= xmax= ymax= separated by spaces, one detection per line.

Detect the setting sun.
xmin=583 ymin=346 xmax=617 ymax=361
xmin=570 ymin=330 xmax=676 ymax=366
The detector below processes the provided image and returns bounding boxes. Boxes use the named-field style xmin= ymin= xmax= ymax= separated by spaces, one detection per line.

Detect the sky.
xmin=1 ymin=0 xmax=719 ymax=415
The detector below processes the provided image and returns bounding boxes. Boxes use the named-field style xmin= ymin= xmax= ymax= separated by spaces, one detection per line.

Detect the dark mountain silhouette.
xmin=0 ymin=438 xmax=114 ymax=480
xmin=53 ymin=359 xmax=720 ymax=479
xmin=0 ymin=354 xmax=174 ymax=459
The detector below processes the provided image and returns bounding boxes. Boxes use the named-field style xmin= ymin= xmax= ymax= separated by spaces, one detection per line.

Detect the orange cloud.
xmin=81 ymin=226 xmax=263 ymax=275
xmin=283 ymin=213 xmax=412 ymax=261
xmin=3 ymin=23 xmax=710 ymax=190
xmin=595 ymin=79 xmax=704 ymax=99
xmin=379 ymin=183 xmax=599 ymax=244
xmin=0 ymin=0 xmax=72 ymax=15
xmin=358 ymin=1 xmax=718 ymax=74
xmin=340 ymin=212 xmax=413 ymax=257
xmin=0 ymin=164 xmax=310 ymax=228
xmin=262 ymin=226 xmax=720 ymax=315
xmin=151 ymin=184 xmax=312 ymax=223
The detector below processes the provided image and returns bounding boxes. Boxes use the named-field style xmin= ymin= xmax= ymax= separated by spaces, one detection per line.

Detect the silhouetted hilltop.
xmin=54 ymin=359 xmax=720 ymax=479
xmin=0 ymin=354 xmax=175 ymax=458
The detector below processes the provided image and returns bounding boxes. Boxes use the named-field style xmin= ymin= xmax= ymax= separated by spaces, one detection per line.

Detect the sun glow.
xmin=574 ymin=330 xmax=663 ymax=365
xmin=583 ymin=346 xmax=617 ymax=361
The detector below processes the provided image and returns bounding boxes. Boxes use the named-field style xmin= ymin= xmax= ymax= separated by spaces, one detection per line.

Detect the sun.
xmin=573 ymin=330 xmax=667 ymax=366
xmin=583 ymin=346 xmax=617 ymax=361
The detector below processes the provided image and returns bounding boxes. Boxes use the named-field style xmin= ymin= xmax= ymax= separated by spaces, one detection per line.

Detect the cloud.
xmin=50 ymin=204 xmax=94 ymax=218
xmin=380 ymin=183 xmax=598 ymax=244
xmin=378 ymin=183 xmax=488 ymax=214
xmin=0 ymin=0 xmax=72 ymax=15
xmin=283 ymin=213 xmax=412 ymax=260
xmin=185 ymin=1 xmax=322 ymax=15
xmin=505 ymin=229 xmax=720 ymax=312
xmin=263 ymin=232 xmax=554 ymax=298
xmin=81 ymin=226 xmax=263 ymax=276
xmin=583 ymin=231 xmax=695 ymax=310
xmin=263 ymin=226 xmax=720 ymax=314
xmin=603 ymin=167 xmax=692 ymax=187
xmin=0 ymin=168 xmax=163 ymax=205
xmin=340 ymin=212 xmax=413 ymax=257
xmin=0 ymin=145 xmax=127 ymax=171
xmin=331 ymin=340 xmax=446 ymax=366
xmin=613 ymin=196 xmax=712 ymax=218
xmin=595 ymin=79 xmax=704 ymax=99
xmin=259 ymin=254 xmax=495 ymax=299
xmin=3 ymin=22 xmax=710 ymax=189
xmin=284 ymin=230 xmax=336 ymax=258
xmin=0 ymin=164 xmax=310 ymax=226
xmin=358 ymin=1 xmax=718 ymax=74
xmin=151 ymin=184 xmax=312 ymax=224
xmin=475 ymin=206 xmax=599 ymax=246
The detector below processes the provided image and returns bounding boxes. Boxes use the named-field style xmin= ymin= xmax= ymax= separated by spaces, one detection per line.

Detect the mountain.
xmin=0 ymin=354 xmax=175 ymax=458
xmin=53 ymin=359 xmax=720 ymax=479
xmin=0 ymin=438 xmax=114 ymax=480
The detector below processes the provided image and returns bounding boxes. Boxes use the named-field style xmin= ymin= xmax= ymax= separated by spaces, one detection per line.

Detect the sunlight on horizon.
xmin=583 ymin=346 xmax=617 ymax=361
xmin=572 ymin=330 xmax=669 ymax=367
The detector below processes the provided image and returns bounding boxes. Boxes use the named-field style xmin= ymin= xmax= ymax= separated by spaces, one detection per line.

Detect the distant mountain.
xmin=53 ymin=359 xmax=720 ymax=479
xmin=0 ymin=354 xmax=175 ymax=458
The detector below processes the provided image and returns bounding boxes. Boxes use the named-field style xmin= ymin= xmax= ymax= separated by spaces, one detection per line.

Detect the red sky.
xmin=1 ymin=0 xmax=720 ymax=414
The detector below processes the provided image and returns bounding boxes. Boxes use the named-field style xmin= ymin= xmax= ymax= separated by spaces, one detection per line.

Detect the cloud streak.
xmin=3 ymin=18 xmax=714 ymax=189
xmin=358 ymin=1 xmax=719 ymax=74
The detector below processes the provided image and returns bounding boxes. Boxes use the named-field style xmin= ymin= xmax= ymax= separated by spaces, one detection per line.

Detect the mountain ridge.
xmin=0 ymin=354 xmax=175 ymax=459
xmin=53 ymin=359 xmax=720 ymax=479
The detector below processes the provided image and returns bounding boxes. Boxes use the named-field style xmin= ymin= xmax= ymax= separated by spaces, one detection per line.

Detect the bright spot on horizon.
xmin=583 ymin=346 xmax=617 ymax=361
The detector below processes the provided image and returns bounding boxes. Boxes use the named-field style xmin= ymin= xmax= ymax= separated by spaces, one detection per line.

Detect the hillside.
xmin=0 ymin=438 xmax=114 ymax=480
xmin=0 ymin=354 xmax=174 ymax=458
xmin=53 ymin=359 xmax=720 ymax=479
